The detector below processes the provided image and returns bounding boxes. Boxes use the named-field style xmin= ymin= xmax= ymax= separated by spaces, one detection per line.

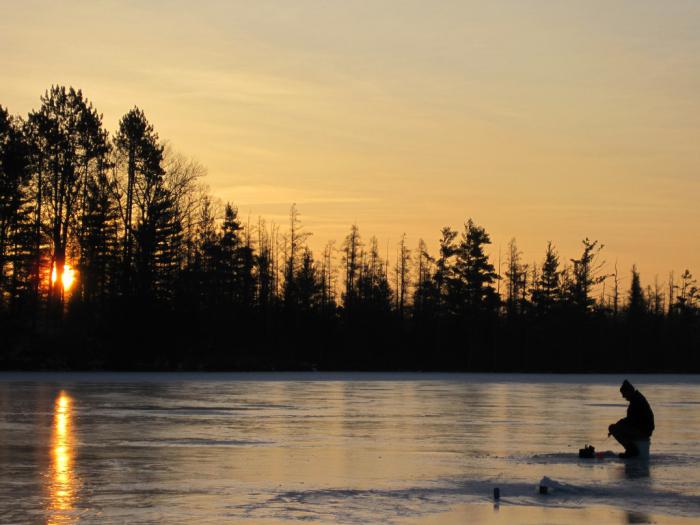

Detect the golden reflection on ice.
xmin=49 ymin=391 xmax=75 ymax=524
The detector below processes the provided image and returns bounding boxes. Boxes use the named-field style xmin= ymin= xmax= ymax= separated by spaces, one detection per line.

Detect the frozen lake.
xmin=1 ymin=373 xmax=699 ymax=524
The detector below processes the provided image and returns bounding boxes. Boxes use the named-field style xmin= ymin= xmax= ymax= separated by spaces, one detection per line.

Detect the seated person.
xmin=609 ymin=379 xmax=655 ymax=458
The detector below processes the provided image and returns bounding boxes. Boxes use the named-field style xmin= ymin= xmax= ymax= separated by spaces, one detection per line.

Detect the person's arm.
xmin=609 ymin=417 xmax=627 ymax=436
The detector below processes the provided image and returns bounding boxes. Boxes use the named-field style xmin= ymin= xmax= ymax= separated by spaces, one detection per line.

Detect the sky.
xmin=2 ymin=0 xmax=699 ymax=288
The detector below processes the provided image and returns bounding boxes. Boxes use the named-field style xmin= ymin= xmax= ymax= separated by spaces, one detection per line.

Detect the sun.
xmin=51 ymin=263 xmax=76 ymax=292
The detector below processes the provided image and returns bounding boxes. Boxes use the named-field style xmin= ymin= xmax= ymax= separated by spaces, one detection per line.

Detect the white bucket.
xmin=634 ymin=439 xmax=651 ymax=459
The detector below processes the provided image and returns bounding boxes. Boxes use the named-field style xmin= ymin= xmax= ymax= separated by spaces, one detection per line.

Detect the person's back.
xmin=627 ymin=389 xmax=654 ymax=438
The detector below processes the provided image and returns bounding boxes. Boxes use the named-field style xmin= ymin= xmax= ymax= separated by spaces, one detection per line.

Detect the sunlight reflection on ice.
xmin=48 ymin=391 xmax=76 ymax=524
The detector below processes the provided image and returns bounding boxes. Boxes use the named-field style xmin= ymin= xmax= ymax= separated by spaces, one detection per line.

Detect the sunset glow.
xmin=2 ymin=1 xmax=699 ymax=279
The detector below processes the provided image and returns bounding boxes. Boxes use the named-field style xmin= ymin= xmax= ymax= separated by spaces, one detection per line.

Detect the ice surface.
xmin=0 ymin=372 xmax=699 ymax=524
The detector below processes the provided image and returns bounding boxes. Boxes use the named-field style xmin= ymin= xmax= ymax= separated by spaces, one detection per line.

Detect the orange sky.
xmin=2 ymin=1 xmax=699 ymax=289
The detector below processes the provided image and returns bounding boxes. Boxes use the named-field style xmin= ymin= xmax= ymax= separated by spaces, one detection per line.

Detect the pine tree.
xmin=627 ymin=264 xmax=646 ymax=317
xmin=434 ymin=227 xmax=457 ymax=312
xmin=79 ymin=169 xmax=120 ymax=304
xmin=412 ymin=239 xmax=437 ymax=318
xmin=296 ymin=247 xmax=322 ymax=312
xmin=357 ymin=237 xmax=392 ymax=315
xmin=255 ymin=218 xmax=274 ymax=310
xmin=394 ymin=233 xmax=411 ymax=318
xmin=150 ymin=187 xmax=182 ymax=302
xmin=26 ymin=86 xmax=108 ymax=313
xmin=676 ymin=270 xmax=698 ymax=315
xmin=504 ymin=238 xmax=528 ymax=315
xmin=283 ymin=204 xmax=311 ymax=310
xmin=215 ymin=203 xmax=255 ymax=311
xmin=319 ymin=240 xmax=336 ymax=313
xmin=531 ymin=241 xmax=561 ymax=313
xmin=0 ymin=106 xmax=32 ymax=310
xmin=194 ymin=195 xmax=220 ymax=308
xmin=341 ymin=224 xmax=362 ymax=313
xmin=450 ymin=219 xmax=499 ymax=315
xmin=114 ymin=107 xmax=164 ymax=293
xmin=567 ymin=238 xmax=606 ymax=311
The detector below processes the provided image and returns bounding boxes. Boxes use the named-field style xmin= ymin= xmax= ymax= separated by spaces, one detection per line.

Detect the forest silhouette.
xmin=1 ymin=87 xmax=698 ymax=371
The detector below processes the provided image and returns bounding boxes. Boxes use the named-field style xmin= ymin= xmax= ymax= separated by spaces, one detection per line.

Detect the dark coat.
xmin=626 ymin=390 xmax=655 ymax=437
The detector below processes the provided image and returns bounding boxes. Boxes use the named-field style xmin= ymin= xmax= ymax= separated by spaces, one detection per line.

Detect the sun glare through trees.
xmin=50 ymin=263 xmax=76 ymax=293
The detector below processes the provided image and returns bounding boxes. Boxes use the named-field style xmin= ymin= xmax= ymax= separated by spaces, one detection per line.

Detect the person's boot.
xmin=619 ymin=443 xmax=639 ymax=459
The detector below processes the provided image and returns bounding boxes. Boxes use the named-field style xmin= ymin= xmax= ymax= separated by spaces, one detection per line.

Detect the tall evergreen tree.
xmin=146 ymin=185 xmax=182 ymax=301
xmin=114 ymin=107 xmax=164 ymax=292
xmin=0 ymin=106 xmax=32 ymax=309
xmin=357 ymin=236 xmax=392 ymax=314
xmin=255 ymin=218 xmax=275 ymax=310
xmin=78 ymin=169 xmax=120 ymax=304
xmin=627 ymin=264 xmax=646 ymax=317
xmin=219 ymin=203 xmax=254 ymax=309
xmin=26 ymin=86 xmax=108 ymax=312
xmin=283 ymin=204 xmax=311 ymax=310
xmin=676 ymin=270 xmax=698 ymax=315
xmin=413 ymin=239 xmax=437 ymax=318
xmin=341 ymin=224 xmax=362 ymax=313
xmin=394 ymin=233 xmax=411 ymax=318
xmin=504 ymin=238 xmax=528 ymax=315
xmin=319 ymin=241 xmax=336 ymax=313
xmin=193 ymin=195 xmax=220 ymax=307
xmin=650 ymin=276 xmax=664 ymax=317
xmin=567 ymin=238 xmax=606 ymax=311
xmin=449 ymin=219 xmax=499 ymax=315
xmin=296 ymin=247 xmax=322 ymax=312
xmin=434 ymin=227 xmax=457 ymax=312
xmin=531 ymin=241 xmax=561 ymax=313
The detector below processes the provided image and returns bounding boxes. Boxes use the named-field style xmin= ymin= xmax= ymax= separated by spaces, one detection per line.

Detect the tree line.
xmin=1 ymin=86 xmax=698 ymax=371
